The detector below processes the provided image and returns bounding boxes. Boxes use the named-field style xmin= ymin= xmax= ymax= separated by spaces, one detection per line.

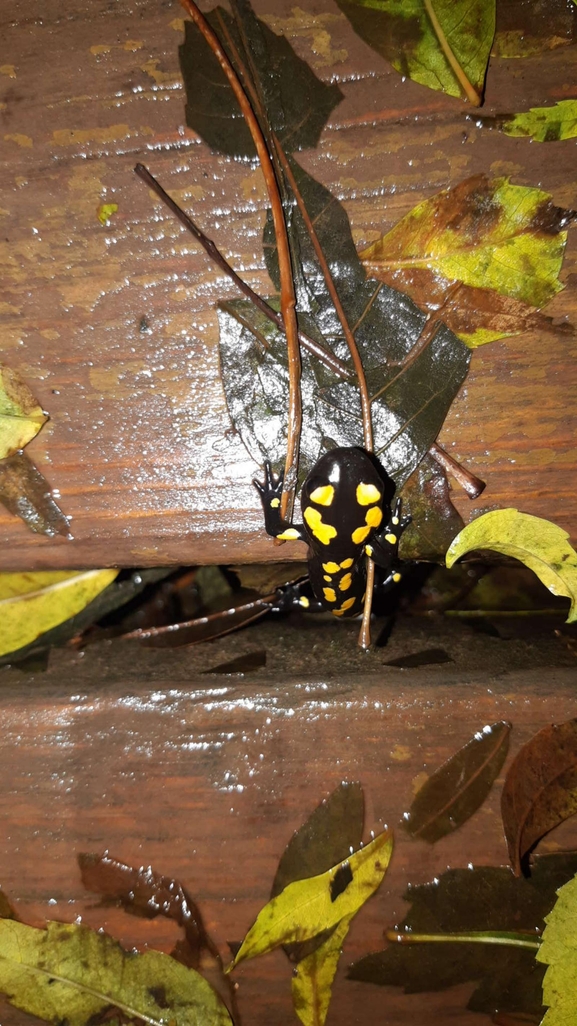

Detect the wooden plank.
xmin=0 ymin=663 xmax=575 ymax=1024
xmin=1 ymin=0 xmax=576 ymax=569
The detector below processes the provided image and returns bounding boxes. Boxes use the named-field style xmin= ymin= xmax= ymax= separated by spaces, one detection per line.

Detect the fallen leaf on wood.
xmin=0 ymin=451 xmax=70 ymax=538
xmin=537 ymin=869 xmax=577 ymax=1026
xmin=492 ymin=0 xmax=577 ymax=58
xmin=348 ymin=852 xmax=577 ymax=1019
xmin=291 ymin=913 xmax=353 ymax=1026
xmin=358 ymin=175 xmax=572 ymax=347
xmin=0 ymin=569 xmax=119 ymax=659
xmin=230 ymin=830 xmax=392 ymax=969
xmin=202 ymin=650 xmax=267 ymax=674
xmin=0 ymin=919 xmax=231 ymax=1025
xmin=398 ymin=452 xmax=464 ymax=561
xmin=271 ymin=781 xmax=364 ymax=963
xmin=0 ymin=363 xmax=46 ymax=458
xmin=446 ymin=509 xmax=577 ymax=623
xmin=500 ymin=99 xmax=577 ymax=142
xmin=501 ymin=718 xmax=577 ymax=876
xmin=335 ymin=0 xmax=495 ymax=104
xmin=403 ymin=720 xmax=511 ymax=843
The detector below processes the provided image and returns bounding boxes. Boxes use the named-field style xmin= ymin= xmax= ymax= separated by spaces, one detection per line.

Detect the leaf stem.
xmin=422 ymin=0 xmax=482 ymax=106
xmin=179 ymin=0 xmax=302 ymax=521
xmin=386 ymin=929 xmax=540 ymax=950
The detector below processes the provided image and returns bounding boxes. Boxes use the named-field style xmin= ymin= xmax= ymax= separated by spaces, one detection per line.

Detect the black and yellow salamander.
xmin=254 ymin=446 xmax=411 ymax=618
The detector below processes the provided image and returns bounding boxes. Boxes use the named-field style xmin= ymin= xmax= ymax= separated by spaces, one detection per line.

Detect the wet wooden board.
xmin=1 ymin=0 xmax=576 ymax=569
xmin=0 ymin=662 xmax=575 ymax=1024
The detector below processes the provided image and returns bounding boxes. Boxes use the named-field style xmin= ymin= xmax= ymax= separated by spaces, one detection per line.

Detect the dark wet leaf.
xmin=220 ymin=158 xmax=469 ymax=487
xmin=347 ymin=852 xmax=577 ymax=1019
xmin=0 ymin=568 xmax=171 ymax=668
xmin=492 ymin=0 xmax=577 ymax=58
xmin=335 ymin=0 xmax=494 ymax=104
xmin=385 ymin=647 xmax=452 ymax=668
xmin=229 ymin=562 xmax=308 ymax=595
xmin=271 ymin=782 xmax=364 ymax=963
xmin=359 ymin=176 xmax=572 ymax=348
xmin=79 ymin=853 xmax=212 ymax=971
xmin=202 ymin=650 xmax=267 ymax=674
xmin=0 ymin=452 xmax=70 ymax=538
xmin=501 ymin=718 xmax=577 ymax=877
xmin=398 ymin=452 xmax=464 ymax=561
xmin=403 ymin=720 xmax=511 ymax=843
xmin=127 ymin=592 xmax=274 ymax=648
xmin=179 ymin=2 xmax=343 ymax=160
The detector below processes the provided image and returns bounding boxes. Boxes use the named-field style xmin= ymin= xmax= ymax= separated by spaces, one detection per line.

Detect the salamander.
xmin=254 ymin=446 xmax=410 ymax=617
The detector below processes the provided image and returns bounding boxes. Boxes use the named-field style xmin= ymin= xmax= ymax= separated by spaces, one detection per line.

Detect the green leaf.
xmin=0 ymin=919 xmax=231 ymax=1025
xmin=0 ymin=569 xmax=119 ymax=657
xmin=501 ymin=100 xmax=577 ymax=142
xmin=446 ymin=509 xmax=577 ymax=623
xmin=403 ymin=720 xmax=511 ymax=843
xmin=179 ymin=3 xmax=343 ymax=159
xmin=335 ymin=0 xmax=495 ymax=104
xmin=271 ymin=781 xmax=364 ymax=962
xmin=537 ymin=871 xmax=577 ymax=1026
xmin=230 ymin=830 xmax=393 ymax=969
xmin=348 ymin=853 xmax=577 ymax=1019
xmin=501 ymin=718 xmax=577 ymax=877
xmin=291 ymin=914 xmax=353 ymax=1026
xmin=0 ymin=364 xmax=46 ymax=458
xmin=359 ymin=175 xmax=570 ymax=347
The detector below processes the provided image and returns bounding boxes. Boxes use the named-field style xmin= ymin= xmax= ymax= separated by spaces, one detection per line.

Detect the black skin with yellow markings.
xmin=254 ymin=447 xmax=411 ymax=618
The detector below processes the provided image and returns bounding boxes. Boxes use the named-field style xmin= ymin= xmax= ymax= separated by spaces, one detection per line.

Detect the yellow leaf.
xmin=230 ymin=831 xmax=393 ymax=969
xmin=0 ymin=569 xmax=119 ymax=657
xmin=446 ymin=510 xmax=577 ymax=623
xmin=0 ymin=364 xmax=47 ymax=459
xmin=537 ymin=871 xmax=577 ymax=1026
xmin=501 ymin=99 xmax=577 ymax=143
xmin=292 ymin=915 xmax=353 ymax=1026
xmin=97 ymin=202 xmax=118 ymax=225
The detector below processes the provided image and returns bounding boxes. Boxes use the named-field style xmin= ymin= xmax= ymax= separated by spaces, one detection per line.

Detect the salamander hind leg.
xmin=253 ymin=461 xmax=306 ymax=542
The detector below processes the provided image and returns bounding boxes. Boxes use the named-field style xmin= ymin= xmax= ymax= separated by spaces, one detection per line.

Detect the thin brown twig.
xmin=179 ymin=0 xmax=301 ymax=521
xmin=271 ymin=138 xmax=378 ymax=648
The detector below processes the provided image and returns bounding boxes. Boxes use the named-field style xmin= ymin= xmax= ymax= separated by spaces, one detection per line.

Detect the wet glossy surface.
xmin=0 ymin=0 xmax=575 ymax=568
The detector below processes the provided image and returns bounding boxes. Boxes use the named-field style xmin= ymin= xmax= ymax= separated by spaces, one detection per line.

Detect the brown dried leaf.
xmin=404 ymin=721 xmax=511 ymax=843
xmin=0 ymin=452 xmax=70 ymax=538
xmin=501 ymin=718 xmax=577 ymax=876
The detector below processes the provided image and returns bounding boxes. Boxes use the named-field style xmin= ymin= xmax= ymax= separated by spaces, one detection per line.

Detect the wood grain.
xmin=0 ymin=660 xmax=576 ymax=1024
xmin=0 ymin=0 xmax=576 ymax=569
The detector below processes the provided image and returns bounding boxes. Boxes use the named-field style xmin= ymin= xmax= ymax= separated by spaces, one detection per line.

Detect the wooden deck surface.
xmin=0 ymin=658 xmax=576 ymax=1025
xmin=0 ymin=0 xmax=576 ymax=569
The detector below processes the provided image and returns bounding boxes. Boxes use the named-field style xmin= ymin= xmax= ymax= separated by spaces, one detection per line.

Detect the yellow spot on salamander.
xmin=392 ymin=516 xmax=400 ymax=525
xmin=299 ymin=595 xmax=310 ymax=608
xmin=365 ymin=507 xmax=383 ymax=529
xmin=303 ymin=506 xmax=337 ymax=545
xmin=323 ymin=575 xmax=332 ymax=582
xmin=385 ymin=533 xmax=397 ymax=545
xmin=309 ymin=484 xmax=334 ymax=506
xmin=332 ymin=608 xmax=345 ymax=617
xmin=339 ymin=597 xmax=356 ymax=612
xmin=323 ymin=561 xmax=340 ymax=573
xmin=323 ymin=587 xmax=337 ymax=603
xmin=352 ymin=525 xmax=370 ymax=545
xmin=270 ymin=497 xmax=280 ymax=508
xmin=365 ymin=545 xmax=373 ymax=557
xmin=340 ymin=558 xmax=353 ymax=569
xmin=339 ymin=573 xmax=352 ymax=591
xmin=277 ymin=528 xmax=301 ymax=540
xmin=356 ymin=482 xmax=381 ymax=505
xmin=393 ymin=572 xmax=402 ymax=583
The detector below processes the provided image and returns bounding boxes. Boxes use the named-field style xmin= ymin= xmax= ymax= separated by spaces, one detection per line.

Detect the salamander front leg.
xmin=253 ymin=461 xmax=306 ymax=542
